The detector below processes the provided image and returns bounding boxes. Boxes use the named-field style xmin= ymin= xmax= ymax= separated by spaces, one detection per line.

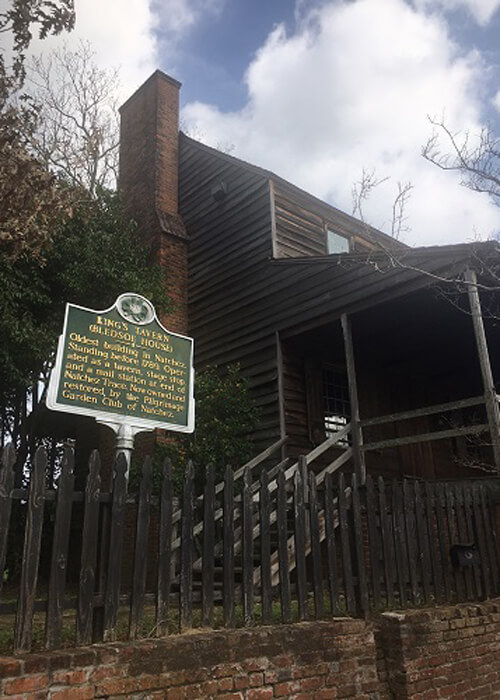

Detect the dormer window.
xmin=327 ymin=229 xmax=350 ymax=255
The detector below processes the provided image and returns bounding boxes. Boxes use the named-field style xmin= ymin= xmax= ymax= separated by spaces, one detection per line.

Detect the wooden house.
xmin=119 ymin=70 xmax=500 ymax=483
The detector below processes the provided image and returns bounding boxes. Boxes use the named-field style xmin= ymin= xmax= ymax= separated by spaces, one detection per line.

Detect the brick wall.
xmin=380 ymin=601 xmax=500 ymax=698
xmin=3 ymin=601 xmax=500 ymax=698
xmin=0 ymin=620 xmax=385 ymax=699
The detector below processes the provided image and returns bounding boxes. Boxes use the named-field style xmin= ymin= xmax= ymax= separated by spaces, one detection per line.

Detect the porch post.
xmin=275 ymin=331 xmax=287 ymax=462
xmin=341 ymin=313 xmax=366 ymax=484
xmin=465 ymin=268 xmax=500 ymax=470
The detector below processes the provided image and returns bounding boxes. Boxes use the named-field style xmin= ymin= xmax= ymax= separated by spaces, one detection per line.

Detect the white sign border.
xmin=46 ymin=293 xmax=195 ymax=434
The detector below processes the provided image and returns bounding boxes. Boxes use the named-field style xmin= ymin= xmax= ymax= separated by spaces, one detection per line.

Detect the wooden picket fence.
xmin=1 ymin=443 xmax=500 ymax=654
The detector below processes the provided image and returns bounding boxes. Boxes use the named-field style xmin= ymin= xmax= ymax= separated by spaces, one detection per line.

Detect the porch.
xmin=279 ymin=269 xmax=500 ymax=482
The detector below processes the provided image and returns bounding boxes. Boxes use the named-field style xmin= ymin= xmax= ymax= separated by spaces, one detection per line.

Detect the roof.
xmin=179 ymin=132 xmax=405 ymax=252
xmin=262 ymin=239 xmax=500 ymax=337
xmin=269 ymin=239 xmax=500 ymax=266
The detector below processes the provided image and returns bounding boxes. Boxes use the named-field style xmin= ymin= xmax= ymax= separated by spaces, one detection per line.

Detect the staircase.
xmin=169 ymin=426 xmax=353 ymax=594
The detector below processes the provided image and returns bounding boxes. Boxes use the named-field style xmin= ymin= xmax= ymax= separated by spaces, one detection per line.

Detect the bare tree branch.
xmin=351 ymin=167 xmax=413 ymax=241
xmin=391 ymin=181 xmax=413 ymax=240
xmin=351 ymin=167 xmax=389 ymax=223
xmin=25 ymin=41 xmax=120 ymax=195
xmin=422 ymin=116 xmax=500 ymax=205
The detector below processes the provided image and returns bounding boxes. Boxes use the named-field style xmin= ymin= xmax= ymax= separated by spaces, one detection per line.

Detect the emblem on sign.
xmin=117 ymin=294 xmax=155 ymax=325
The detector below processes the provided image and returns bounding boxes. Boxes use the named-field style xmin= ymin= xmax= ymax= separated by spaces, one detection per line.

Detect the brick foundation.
xmin=2 ymin=600 xmax=500 ymax=698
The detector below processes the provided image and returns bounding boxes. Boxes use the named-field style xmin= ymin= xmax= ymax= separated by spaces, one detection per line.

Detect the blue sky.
xmin=164 ymin=0 xmax=299 ymax=110
xmin=24 ymin=0 xmax=500 ymax=246
xmin=166 ymin=1 xmax=500 ymax=121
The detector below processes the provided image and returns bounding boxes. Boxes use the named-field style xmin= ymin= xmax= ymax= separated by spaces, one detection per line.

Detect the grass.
xmin=0 ymin=591 xmax=347 ymax=655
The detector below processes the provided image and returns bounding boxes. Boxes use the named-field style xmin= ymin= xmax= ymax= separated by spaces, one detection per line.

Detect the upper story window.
xmin=326 ymin=229 xmax=350 ymax=255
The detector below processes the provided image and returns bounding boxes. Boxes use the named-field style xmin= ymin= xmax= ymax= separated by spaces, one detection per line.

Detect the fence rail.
xmin=1 ymin=443 xmax=500 ymax=654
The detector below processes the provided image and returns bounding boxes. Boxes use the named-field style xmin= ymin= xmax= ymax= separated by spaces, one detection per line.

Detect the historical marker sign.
xmin=47 ymin=293 xmax=194 ymax=433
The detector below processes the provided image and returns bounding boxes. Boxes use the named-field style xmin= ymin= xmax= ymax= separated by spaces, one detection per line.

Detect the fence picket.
xmin=242 ymin=467 xmax=254 ymax=626
xmin=463 ymin=484 xmax=481 ymax=599
xmin=294 ymin=461 xmax=308 ymax=621
xmin=339 ymin=473 xmax=356 ymax=615
xmin=454 ymin=484 xmax=473 ymax=600
xmin=103 ymin=452 xmax=128 ymax=642
xmin=324 ymin=473 xmax=340 ymax=615
xmin=77 ymin=450 xmax=101 ymax=646
xmin=259 ymin=468 xmax=272 ymax=625
xmin=223 ymin=464 xmax=235 ymax=627
xmin=424 ymin=482 xmax=443 ymax=604
xmin=14 ymin=446 xmax=46 ymax=653
xmin=277 ymin=468 xmax=291 ymax=623
xmin=46 ymin=446 xmax=75 ymax=649
xmin=351 ymin=474 xmax=368 ymax=614
xmin=309 ymin=471 xmax=324 ymax=619
xmin=414 ymin=482 xmax=432 ymax=605
xmin=435 ymin=483 xmax=452 ymax=601
xmin=156 ymin=458 xmax=173 ymax=637
xmin=202 ymin=463 xmax=215 ymax=627
xmin=391 ymin=481 xmax=407 ymax=608
xmin=180 ymin=460 xmax=194 ymax=632
xmin=365 ymin=475 xmax=381 ymax=609
xmin=444 ymin=487 xmax=463 ymax=601
xmin=0 ymin=444 xmax=16 ymax=595
xmin=403 ymin=480 xmax=419 ymax=605
xmin=378 ymin=476 xmax=394 ymax=608
xmin=471 ymin=483 xmax=490 ymax=599
xmin=480 ymin=485 xmax=499 ymax=595
xmin=129 ymin=457 xmax=153 ymax=639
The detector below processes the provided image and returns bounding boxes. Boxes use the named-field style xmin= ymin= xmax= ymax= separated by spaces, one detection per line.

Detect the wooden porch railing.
xmin=360 ymin=394 xmax=492 ymax=453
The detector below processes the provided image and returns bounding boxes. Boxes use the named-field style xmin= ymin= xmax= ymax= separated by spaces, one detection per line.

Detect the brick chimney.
xmin=119 ymin=71 xmax=188 ymax=335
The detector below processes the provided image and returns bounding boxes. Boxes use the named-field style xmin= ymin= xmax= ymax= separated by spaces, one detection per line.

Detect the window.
xmin=322 ymin=367 xmax=350 ymax=445
xmin=305 ymin=360 xmax=351 ymax=446
xmin=326 ymin=229 xmax=350 ymax=255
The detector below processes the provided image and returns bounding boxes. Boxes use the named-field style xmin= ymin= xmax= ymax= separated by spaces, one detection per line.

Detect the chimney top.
xmin=119 ymin=70 xmax=182 ymax=113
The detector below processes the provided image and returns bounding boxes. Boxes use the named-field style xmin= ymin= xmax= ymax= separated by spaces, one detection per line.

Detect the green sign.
xmin=47 ymin=294 xmax=194 ymax=433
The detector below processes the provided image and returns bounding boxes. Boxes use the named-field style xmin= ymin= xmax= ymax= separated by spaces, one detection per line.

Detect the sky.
xmin=20 ymin=0 xmax=500 ymax=247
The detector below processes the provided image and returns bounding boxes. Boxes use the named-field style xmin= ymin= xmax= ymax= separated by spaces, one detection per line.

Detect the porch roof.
xmin=266 ymin=240 xmax=500 ymax=338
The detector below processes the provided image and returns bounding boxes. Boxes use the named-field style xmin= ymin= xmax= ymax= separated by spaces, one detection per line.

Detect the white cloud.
xmin=414 ymin=0 xmax=500 ymax=26
xmin=12 ymin=0 xmax=226 ymax=103
xmin=153 ymin=0 xmax=227 ymax=71
xmin=154 ymin=0 xmax=226 ymax=35
xmin=494 ymin=89 xmax=500 ymax=113
xmin=181 ymin=0 xmax=500 ymax=245
xmin=26 ymin=0 xmax=159 ymax=102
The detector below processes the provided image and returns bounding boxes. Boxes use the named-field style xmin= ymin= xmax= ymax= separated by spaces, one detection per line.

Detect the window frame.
xmin=326 ymin=227 xmax=350 ymax=255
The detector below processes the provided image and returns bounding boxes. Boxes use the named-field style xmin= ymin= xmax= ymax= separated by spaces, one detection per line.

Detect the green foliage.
xmin=129 ymin=364 xmax=260 ymax=493
xmin=189 ymin=364 xmax=260 ymax=474
xmin=0 ymin=0 xmax=75 ymax=94
xmin=0 ymin=190 xmax=171 ymax=394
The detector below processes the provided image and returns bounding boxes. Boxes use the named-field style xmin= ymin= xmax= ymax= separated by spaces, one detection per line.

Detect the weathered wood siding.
xmin=179 ymin=136 xmax=282 ymax=450
xmin=281 ymin=340 xmax=309 ymax=459
xmin=179 ymin=135 xmax=494 ymax=474
xmin=272 ymin=180 xmax=390 ymax=258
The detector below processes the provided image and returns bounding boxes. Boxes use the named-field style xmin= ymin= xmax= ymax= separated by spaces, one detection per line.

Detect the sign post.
xmin=47 ymin=293 xmax=194 ymax=473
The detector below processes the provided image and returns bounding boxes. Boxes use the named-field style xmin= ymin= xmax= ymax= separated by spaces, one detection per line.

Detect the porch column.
xmin=465 ymin=268 xmax=500 ymax=470
xmin=341 ymin=313 xmax=366 ymax=484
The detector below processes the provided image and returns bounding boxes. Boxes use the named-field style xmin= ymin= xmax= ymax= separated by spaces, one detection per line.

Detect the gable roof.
xmin=179 ymin=132 xmax=406 ymax=252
